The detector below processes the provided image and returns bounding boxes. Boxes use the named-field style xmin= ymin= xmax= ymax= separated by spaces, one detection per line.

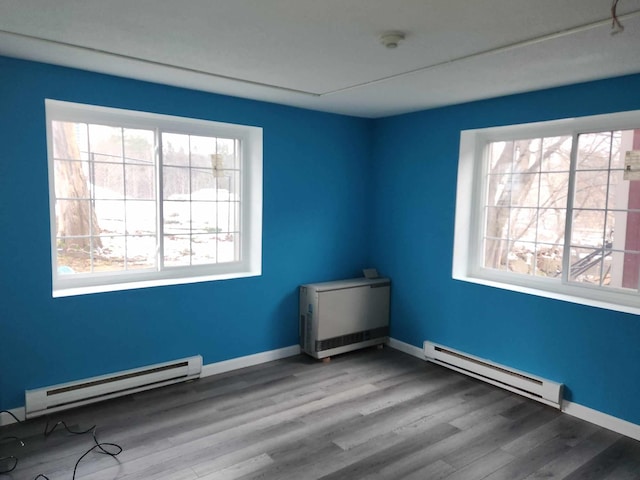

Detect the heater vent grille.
xmin=316 ymin=326 xmax=389 ymax=352
xmin=48 ymin=361 xmax=190 ymax=395
xmin=434 ymin=346 xmax=543 ymax=386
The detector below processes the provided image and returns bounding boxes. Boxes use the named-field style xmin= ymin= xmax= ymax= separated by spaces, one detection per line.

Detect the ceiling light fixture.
xmin=380 ymin=31 xmax=406 ymax=49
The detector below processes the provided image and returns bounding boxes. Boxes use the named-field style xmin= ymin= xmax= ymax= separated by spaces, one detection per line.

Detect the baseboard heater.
xmin=423 ymin=341 xmax=563 ymax=409
xmin=25 ymin=355 xmax=202 ymax=418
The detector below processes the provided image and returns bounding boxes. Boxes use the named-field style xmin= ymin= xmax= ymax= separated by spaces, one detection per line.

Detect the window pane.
xmin=191 ymin=201 xmax=217 ymax=233
xmin=488 ymin=141 xmax=512 ymax=174
xmin=511 ymin=139 xmax=541 ymax=175
xmin=537 ymin=209 xmax=566 ymax=244
xmin=218 ymin=232 xmax=240 ymax=263
xmin=217 ymin=201 xmax=240 ymax=233
xmin=164 ymin=166 xmax=190 ymax=199
xmin=162 ymin=133 xmax=190 ymax=166
xmin=163 ymin=200 xmax=189 ymax=235
xmin=94 ymin=200 xmax=125 ymax=235
xmin=93 ymin=162 xmax=124 ymax=198
xmin=567 ymin=129 xmax=640 ymax=290
xmin=125 ymin=200 xmax=156 ymax=235
xmin=573 ymin=170 xmax=609 ymax=209
xmin=536 ymin=244 xmax=563 ymax=277
xmin=510 ymin=174 xmax=539 ymax=207
xmin=486 ymin=174 xmax=511 ymax=207
xmin=571 ymin=210 xmax=606 ymax=247
xmin=164 ymin=235 xmax=191 ymax=267
xmin=540 ymin=172 xmax=569 ymax=209
xmin=56 ymin=241 xmax=91 ymax=274
xmin=126 ymin=235 xmax=156 ymax=269
xmin=577 ymin=132 xmax=613 ymax=170
xmin=569 ymin=247 xmax=604 ymax=284
xmin=509 ymin=207 xmax=537 ymax=242
xmin=485 ymin=207 xmax=509 ymax=241
xmin=540 ymin=136 xmax=571 ymax=172
xmin=56 ymin=200 xmax=92 ymax=236
xmin=123 ymin=129 xmax=154 ymax=165
xmin=89 ymin=124 xmax=123 ymax=163
xmin=94 ymin=236 xmax=126 ymax=273
xmin=191 ymin=234 xmax=217 ymax=265
xmin=216 ymin=138 xmax=238 ymax=169
xmin=54 ymin=160 xmax=91 ymax=198
xmin=483 ymin=135 xmax=570 ymax=278
xmin=191 ymin=167 xmax=217 ymax=193
xmin=483 ymin=237 xmax=510 ymax=270
xmin=212 ymin=171 xmax=240 ymax=200
xmin=508 ymin=241 xmax=536 ymax=275
xmin=125 ymin=165 xmax=155 ymax=200
xmin=190 ymin=135 xmax=217 ymax=168
xmin=52 ymin=122 xmax=88 ymax=160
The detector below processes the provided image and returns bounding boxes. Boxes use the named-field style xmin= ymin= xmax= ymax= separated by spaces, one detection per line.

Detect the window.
xmin=453 ymin=110 xmax=640 ymax=314
xmin=46 ymin=100 xmax=262 ymax=297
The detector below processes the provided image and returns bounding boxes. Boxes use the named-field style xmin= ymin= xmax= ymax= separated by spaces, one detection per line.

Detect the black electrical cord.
xmin=0 ymin=410 xmax=123 ymax=479
xmin=44 ymin=419 xmax=123 ymax=480
xmin=0 ymin=410 xmax=24 ymax=474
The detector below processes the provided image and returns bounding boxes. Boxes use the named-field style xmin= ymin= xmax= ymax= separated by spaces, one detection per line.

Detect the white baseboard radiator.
xmin=25 ymin=355 xmax=202 ymax=418
xmin=424 ymin=341 xmax=563 ymax=409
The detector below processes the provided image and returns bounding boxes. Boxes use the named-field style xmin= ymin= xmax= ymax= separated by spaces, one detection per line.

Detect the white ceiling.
xmin=1 ymin=0 xmax=640 ymax=118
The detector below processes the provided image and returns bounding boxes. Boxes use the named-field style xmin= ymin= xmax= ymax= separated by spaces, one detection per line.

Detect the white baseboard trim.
xmin=0 ymin=345 xmax=301 ymax=427
xmin=562 ymin=401 xmax=640 ymax=441
xmin=386 ymin=337 xmax=640 ymax=442
xmin=387 ymin=337 xmax=425 ymax=359
xmin=6 ymin=340 xmax=638 ymax=442
xmin=201 ymin=344 xmax=301 ymax=378
xmin=0 ymin=406 xmax=25 ymax=427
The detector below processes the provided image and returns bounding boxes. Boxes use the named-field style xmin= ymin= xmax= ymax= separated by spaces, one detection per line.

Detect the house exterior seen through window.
xmin=47 ymin=100 xmax=262 ymax=297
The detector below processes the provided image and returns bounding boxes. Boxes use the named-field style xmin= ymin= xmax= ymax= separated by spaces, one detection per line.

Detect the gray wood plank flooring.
xmin=1 ymin=347 xmax=639 ymax=480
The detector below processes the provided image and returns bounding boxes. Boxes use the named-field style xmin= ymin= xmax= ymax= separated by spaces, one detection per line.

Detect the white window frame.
xmin=453 ymin=109 xmax=640 ymax=315
xmin=46 ymin=99 xmax=262 ymax=297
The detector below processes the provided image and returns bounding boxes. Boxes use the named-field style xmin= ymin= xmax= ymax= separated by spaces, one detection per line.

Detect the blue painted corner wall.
xmin=1 ymin=54 xmax=640 ymax=428
xmin=370 ymin=74 xmax=640 ymax=426
xmin=0 ymin=56 xmax=373 ymax=411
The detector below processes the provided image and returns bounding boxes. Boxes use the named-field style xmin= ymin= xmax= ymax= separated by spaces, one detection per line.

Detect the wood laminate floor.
xmin=1 ymin=347 xmax=639 ymax=480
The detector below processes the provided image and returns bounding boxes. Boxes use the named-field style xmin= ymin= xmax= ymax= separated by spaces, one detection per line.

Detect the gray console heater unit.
xmin=299 ymin=277 xmax=391 ymax=359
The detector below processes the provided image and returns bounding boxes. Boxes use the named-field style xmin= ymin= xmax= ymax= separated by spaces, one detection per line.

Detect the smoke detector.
xmin=380 ymin=31 xmax=406 ymax=49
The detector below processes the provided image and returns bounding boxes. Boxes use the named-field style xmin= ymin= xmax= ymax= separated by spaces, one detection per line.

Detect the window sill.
xmin=453 ymin=270 xmax=640 ymax=316
xmin=53 ymin=269 xmax=261 ymax=298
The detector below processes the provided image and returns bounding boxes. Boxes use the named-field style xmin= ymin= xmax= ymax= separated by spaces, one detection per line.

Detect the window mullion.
xmin=87 ymin=124 xmax=95 ymax=274
xmin=121 ymin=127 xmax=128 ymax=271
xmin=533 ymin=138 xmax=543 ymax=277
xmin=562 ymin=133 xmax=580 ymax=284
xmin=156 ymin=129 xmax=164 ymax=272
xmin=601 ymin=132 xmax=614 ymax=287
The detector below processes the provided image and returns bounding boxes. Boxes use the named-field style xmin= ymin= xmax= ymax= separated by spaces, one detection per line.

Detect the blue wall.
xmin=2 ymin=54 xmax=640 ymax=428
xmin=0 ymin=56 xmax=373 ymax=410
xmin=371 ymin=74 xmax=640 ymax=425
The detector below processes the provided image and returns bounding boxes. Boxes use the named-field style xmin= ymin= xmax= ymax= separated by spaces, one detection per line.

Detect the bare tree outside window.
xmin=52 ymin=121 xmax=102 ymax=266
xmin=483 ymin=131 xmax=630 ymax=282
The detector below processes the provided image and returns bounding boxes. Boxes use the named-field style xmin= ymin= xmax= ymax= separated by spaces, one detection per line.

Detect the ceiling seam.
xmin=0 ymin=28 xmax=322 ymax=97
xmin=320 ymin=9 xmax=640 ymax=97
